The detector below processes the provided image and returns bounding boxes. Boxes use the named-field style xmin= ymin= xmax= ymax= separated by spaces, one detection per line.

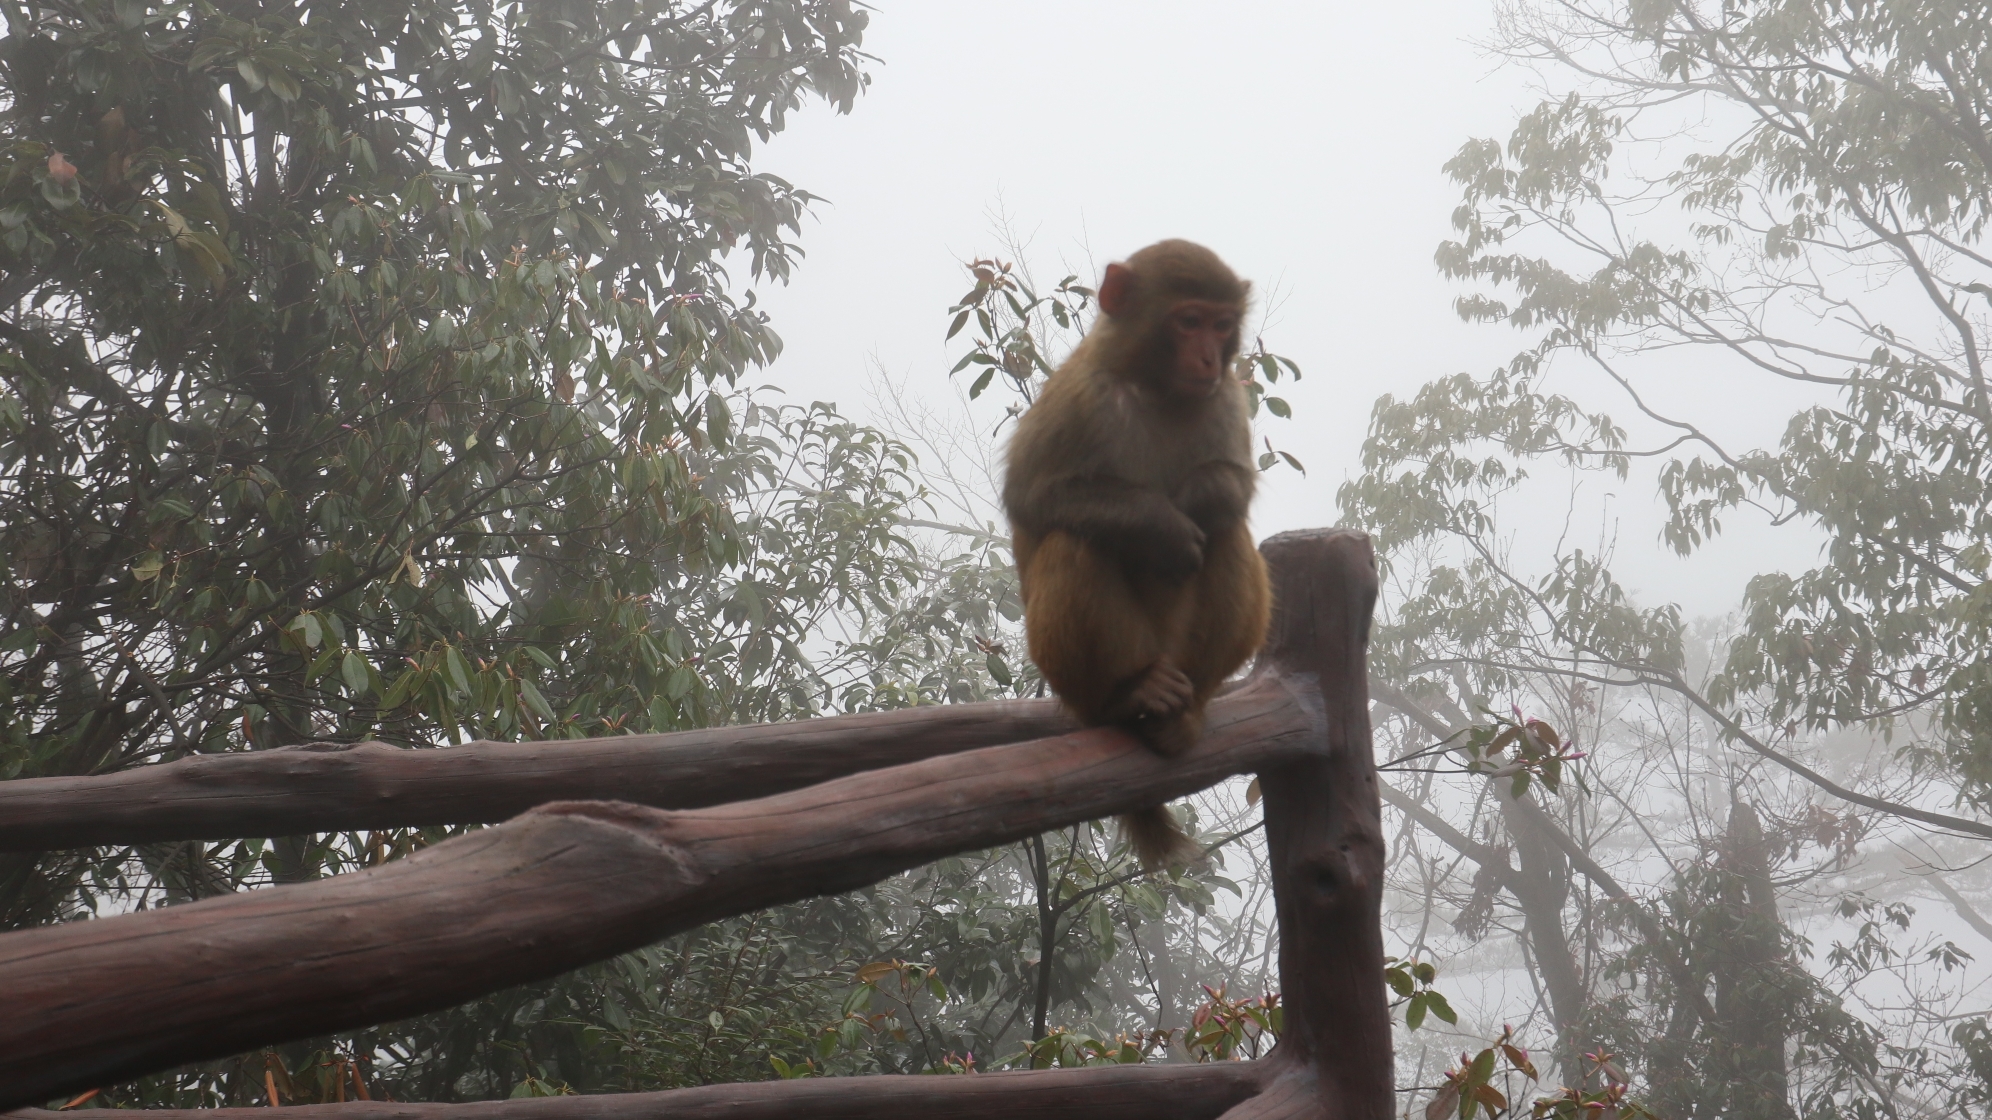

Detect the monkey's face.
xmin=1161 ymin=299 xmax=1240 ymax=399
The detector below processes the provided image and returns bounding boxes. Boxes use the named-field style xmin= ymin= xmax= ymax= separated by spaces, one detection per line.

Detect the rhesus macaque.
xmin=1003 ymin=240 xmax=1271 ymax=869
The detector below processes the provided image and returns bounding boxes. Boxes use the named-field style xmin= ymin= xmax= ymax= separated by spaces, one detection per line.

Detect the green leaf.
xmin=445 ymin=645 xmax=474 ymax=697
xmin=186 ymin=37 xmax=237 ymax=71
xmin=341 ymin=649 xmax=372 ymax=698
xmin=665 ymin=663 xmax=694 ymax=701
xmin=306 ymin=647 xmax=339 ymax=683
xmin=706 ymin=393 xmax=731 ymax=447
xmin=840 ymin=984 xmax=874 ymax=1016
xmin=647 ymin=695 xmax=675 ymax=730
xmin=265 ymin=66 xmax=302 ymax=102
xmin=1467 ymin=1046 xmax=1496 ymax=1084
xmin=289 ymin=613 xmax=323 ymax=649
xmin=1088 ymin=899 xmax=1114 ymax=944
xmin=380 ymin=667 xmax=421 ymax=710
xmin=601 ymin=1000 xmax=632 ymax=1033
xmin=520 ymin=677 xmax=556 ymax=722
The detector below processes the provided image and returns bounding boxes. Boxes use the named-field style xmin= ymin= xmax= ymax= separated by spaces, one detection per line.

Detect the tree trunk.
xmin=1714 ymin=799 xmax=1796 ymax=1120
xmin=1497 ymin=788 xmax=1586 ymax=1084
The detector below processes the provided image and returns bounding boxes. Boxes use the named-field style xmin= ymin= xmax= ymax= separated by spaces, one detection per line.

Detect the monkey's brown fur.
xmin=1003 ymin=240 xmax=1272 ymax=869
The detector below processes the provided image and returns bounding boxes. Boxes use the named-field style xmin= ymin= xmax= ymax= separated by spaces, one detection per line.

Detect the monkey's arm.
xmin=1007 ymin=472 xmax=1206 ymax=577
xmin=1172 ymin=460 xmax=1257 ymax=534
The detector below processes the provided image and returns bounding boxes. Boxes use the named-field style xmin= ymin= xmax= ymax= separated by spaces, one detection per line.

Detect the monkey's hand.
xmin=1124 ymin=660 xmax=1194 ymax=720
xmin=1011 ymin=475 xmax=1206 ymax=578
xmin=1172 ymin=460 xmax=1256 ymax=535
xmin=1128 ymin=504 xmax=1207 ymax=579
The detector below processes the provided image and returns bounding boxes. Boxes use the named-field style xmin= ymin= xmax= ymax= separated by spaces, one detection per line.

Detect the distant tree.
xmin=1342 ymin=0 xmax=1992 ymax=1108
xmin=0 ymin=0 xmax=874 ymax=924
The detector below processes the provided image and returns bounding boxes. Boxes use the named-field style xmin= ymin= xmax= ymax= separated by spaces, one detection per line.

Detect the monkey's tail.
xmin=1118 ymin=805 xmax=1204 ymax=870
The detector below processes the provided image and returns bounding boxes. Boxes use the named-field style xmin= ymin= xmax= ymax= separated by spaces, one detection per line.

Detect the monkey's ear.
xmin=1098 ymin=262 xmax=1135 ymax=317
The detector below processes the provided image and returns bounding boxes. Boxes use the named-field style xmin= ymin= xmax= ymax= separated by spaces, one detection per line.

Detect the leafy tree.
xmin=1350 ymin=0 xmax=1992 ymax=813
xmin=945 ymin=254 xmax=1306 ymax=474
xmin=0 ymin=1 xmax=1289 ymax=1100
xmin=1345 ymin=0 xmax=1992 ymax=1108
xmin=0 ymin=0 xmax=926 ymax=1101
xmin=0 ymin=0 xmax=872 ymax=925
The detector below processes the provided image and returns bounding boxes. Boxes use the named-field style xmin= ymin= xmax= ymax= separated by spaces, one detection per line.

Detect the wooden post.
xmin=1226 ymin=528 xmax=1392 ymax=1119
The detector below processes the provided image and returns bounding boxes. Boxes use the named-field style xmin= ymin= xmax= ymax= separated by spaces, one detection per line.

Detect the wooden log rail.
xmin=0 ymin=529 xmax=1389 ymax=1119
xmin=0 ymin=688 xmax=1079 ymax=852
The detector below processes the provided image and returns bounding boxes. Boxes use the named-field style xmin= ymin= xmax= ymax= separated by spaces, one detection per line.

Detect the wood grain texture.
xmin=0 ymin=528 xmax=1391 ymax=1119
xmin=0 ymin=696 xmax=1077 ymax=851
xmin=5 ymin=1061 xmax=1270 ymax=1120
xmin=1235 ymin=528 xmax=1392 ymax=1120
xmin=0 ymin=674 xmax=1314 ymax=1110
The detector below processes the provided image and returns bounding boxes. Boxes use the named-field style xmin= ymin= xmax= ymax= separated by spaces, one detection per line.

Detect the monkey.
xmin=1002 ymin=240 xmax=1272 ymax=870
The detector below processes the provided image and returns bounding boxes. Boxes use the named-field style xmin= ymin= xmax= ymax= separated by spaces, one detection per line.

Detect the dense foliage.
xmin=0 ymin=0 xmax=1283 ymax=1102
xmin=0 ymin=0 xmax=874 ymax=918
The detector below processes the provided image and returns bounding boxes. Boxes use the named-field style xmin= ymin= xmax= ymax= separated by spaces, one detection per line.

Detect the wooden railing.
xmin=0 ymin=528 xmax=1389 ymax=1119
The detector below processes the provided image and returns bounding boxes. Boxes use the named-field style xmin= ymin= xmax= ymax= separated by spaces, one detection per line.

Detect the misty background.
xmin=9 ymin=0 xmax=1992 ymax=1113
xmin=747 ymin=2 xmax=1818 ymax=618
xmin=729 ymin=3 xmax=1992 ymax=1110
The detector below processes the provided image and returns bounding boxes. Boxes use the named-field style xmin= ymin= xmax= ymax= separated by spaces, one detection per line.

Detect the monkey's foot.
xmin=1122 ymin=661 xmax=1193 ymax=721
xmin=1135 ymin=712 xmax=1202 ymax=757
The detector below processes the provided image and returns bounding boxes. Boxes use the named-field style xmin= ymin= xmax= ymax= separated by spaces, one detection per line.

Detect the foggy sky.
xmin=746 ymin=2 xmax=1821 ymax=620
